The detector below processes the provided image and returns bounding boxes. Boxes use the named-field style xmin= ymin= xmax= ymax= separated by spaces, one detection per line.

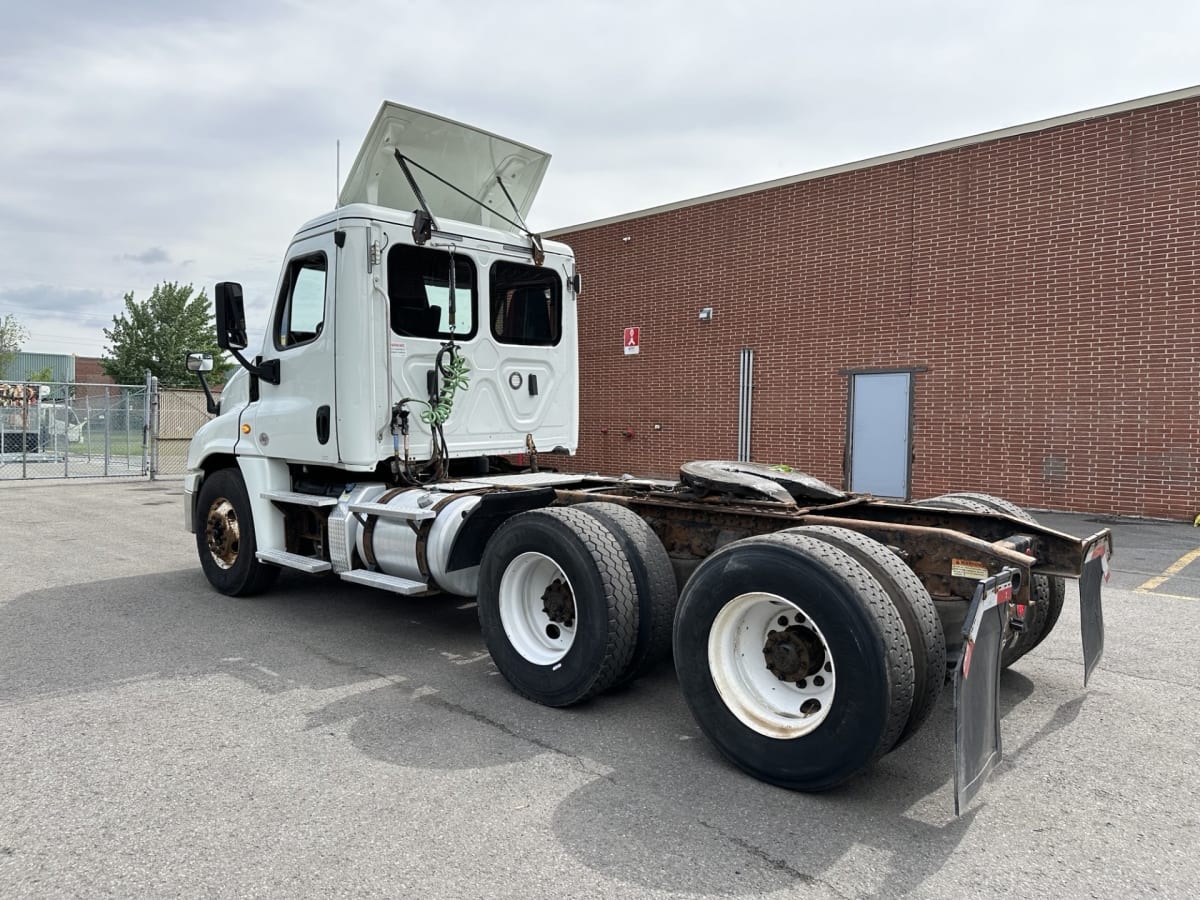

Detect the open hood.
xmin=338 ymin=102 xmax=551 ymax=232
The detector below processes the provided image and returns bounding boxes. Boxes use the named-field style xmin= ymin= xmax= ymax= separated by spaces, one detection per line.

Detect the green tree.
xmin=102 ymin=282 xmax=231 ymax=387
xmin=0 ymin=313 xmax=28 ymax=379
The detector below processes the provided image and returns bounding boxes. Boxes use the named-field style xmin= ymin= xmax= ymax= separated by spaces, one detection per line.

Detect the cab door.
xmin=243 ymin=232 xmax=338 ymax=464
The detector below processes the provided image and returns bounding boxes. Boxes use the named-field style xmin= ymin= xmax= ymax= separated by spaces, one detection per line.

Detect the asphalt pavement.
xmin=1 ymin=480 xmax=1198 ymax=899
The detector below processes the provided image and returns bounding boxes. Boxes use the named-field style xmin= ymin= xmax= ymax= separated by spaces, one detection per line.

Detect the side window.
xmin=490 ymin=261 xmax=561 ymax=345
xmin=387 ymin=244 xmax=477 ymax=339
xmin=274 ymin=253 xmax=327 ymax=349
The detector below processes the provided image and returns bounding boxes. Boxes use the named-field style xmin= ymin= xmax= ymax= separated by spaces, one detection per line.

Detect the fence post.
xmin=149 ymin=376 xmax=161 ymax=480
xmin=142 ymin=372 xmax=151 ymax=478
xmin=63 ymin=384 xmax=69 ymax=477
xmin=20 ymin=386 xmax=29 ymax=479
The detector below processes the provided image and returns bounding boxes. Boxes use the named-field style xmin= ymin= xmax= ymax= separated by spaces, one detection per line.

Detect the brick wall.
xmin=554 ymin=97 xmax=1200 ymax=519
xmin=74 ymin=356 xmax=114 ymax=385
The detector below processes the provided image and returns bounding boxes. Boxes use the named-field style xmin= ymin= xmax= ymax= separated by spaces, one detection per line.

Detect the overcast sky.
xmin=1 ymin=0 xmax=1197 ymax=362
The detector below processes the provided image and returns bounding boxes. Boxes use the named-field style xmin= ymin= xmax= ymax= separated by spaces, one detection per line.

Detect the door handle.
xmin=316 ymin=405 xmax=331 ymax=445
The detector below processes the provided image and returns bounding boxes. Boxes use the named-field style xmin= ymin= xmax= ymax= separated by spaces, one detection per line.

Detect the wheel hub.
xmin=708 ymin=593 xmax=838 ymax=739
xmin=204 ymin=499 xmax=239 ymax=570
xmin=541 ymin=578 xmax=575 ymax=627
xmin=763 ymin=625 xmax=825 ymax=683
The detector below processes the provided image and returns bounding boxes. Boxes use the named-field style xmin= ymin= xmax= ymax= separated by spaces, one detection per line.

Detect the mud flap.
xmin=1080 ymin=535 xmax=1110 ymax=686
xmin=954 ymin=569 xmax=1015 ymax=816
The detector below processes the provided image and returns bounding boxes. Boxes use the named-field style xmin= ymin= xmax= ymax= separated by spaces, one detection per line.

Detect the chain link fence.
xmin=1 ymin=376 xmax=220 ymax=482
xmin=0 ymin=380 xmax=151 ymax=480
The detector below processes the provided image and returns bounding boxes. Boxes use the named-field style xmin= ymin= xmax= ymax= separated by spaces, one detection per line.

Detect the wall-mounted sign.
xmin=623 ymin=326 xmax=640 ymax=355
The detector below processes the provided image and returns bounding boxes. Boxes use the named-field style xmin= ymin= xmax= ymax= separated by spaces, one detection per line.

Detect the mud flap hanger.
xmin=955 ymin=535 xmax=1109 ymax=814
xmin=954 ymin=568 xmax=1015 ymax=815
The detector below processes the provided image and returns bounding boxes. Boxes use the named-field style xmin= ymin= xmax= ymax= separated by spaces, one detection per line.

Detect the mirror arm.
xmin=228 ymin=346 xmax=281 ymax=386
xmin=195 ymin=371 xmax=220 ymax=416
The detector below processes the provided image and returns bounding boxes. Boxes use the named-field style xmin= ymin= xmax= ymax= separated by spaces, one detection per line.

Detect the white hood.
xmin=338 ymin=102 xmax=551 ymax=232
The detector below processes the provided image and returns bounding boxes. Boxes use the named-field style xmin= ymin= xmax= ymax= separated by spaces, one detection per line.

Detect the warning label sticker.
xmin=951 ymin=558 xmax=990 ymax=580
xmin=623 ymin=326 xmax=640 ymax=355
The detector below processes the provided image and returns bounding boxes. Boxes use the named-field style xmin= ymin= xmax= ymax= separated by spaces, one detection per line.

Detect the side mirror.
xmin=214 ymin=282 xmax=249 ymax=350
xmin=186 ymin=352 xmax=214 ymax=373
xmin=186 ymin=352 xmax=220 ymax=416
xmin=569 ymin=272 xmax=582 ymax=295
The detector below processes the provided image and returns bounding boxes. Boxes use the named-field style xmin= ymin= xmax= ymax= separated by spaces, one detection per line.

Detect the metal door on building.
xmin=847 ymin=371 xmax=913 ymax=498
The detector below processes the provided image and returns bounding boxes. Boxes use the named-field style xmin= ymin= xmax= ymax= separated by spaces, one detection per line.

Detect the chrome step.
xmin=339 ymin=570 xmax=429 ymax=595
xmin=348 ymin=501 xmax=436 ymax=521
xmin=261 ymin=490 xmax=338 ymax=507
xmin=256 ymin=549 xmax=332 ymax=573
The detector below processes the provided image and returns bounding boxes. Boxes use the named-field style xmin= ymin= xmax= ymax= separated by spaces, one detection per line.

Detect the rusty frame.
xmin=552 ymin=484 xmax=1112 ymax=607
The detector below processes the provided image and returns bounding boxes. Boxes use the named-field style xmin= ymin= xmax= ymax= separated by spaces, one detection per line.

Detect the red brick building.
xmin=73 ymin=356 xmax=115 ymax=386
xmin=549 ymin=86 xmax=1200 ymax=520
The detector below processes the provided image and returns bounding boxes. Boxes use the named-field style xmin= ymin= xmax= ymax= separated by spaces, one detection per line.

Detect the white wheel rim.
xmin=499 ymin=552 xmax=577 ymax=666
xmin=708 ymin=592 xmax=836 ymax=739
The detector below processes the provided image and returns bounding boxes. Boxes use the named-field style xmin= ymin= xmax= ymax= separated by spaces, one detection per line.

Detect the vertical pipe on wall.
xmin=738 ymin=348 xmax=754 ymax=462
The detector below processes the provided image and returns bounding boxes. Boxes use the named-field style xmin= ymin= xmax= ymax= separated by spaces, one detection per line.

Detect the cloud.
xmin=121 ymin=247 xmax=171 ymax=265
xmin=1 ymin=0 xmax=1199 ymax=357
xmin=0 ymin=285 xmax=112 ymax=318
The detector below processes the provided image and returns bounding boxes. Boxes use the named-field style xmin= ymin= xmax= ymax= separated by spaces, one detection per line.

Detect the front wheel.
xmin=674 ymin=532 xmax=914 ymax=791
xmin=195 ymin=467 xmax=279 ymax=596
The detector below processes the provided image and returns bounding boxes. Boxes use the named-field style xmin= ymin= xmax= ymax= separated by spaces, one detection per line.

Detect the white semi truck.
xmin=184 ymin=103 xmax=1110 ymax=805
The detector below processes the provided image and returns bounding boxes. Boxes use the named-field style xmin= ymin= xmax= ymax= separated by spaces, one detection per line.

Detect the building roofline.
xmin=545 ymin=83 xmax=1200 ymax=237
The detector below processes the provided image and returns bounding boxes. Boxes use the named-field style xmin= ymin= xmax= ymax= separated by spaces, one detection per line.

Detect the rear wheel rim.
xmin=499 ymin=552 xmax=578 ymax=665
xmin=204 ymin=498 xmax=240 ymax=570
xmin=708 ymin=592 xmax=836 ymax=738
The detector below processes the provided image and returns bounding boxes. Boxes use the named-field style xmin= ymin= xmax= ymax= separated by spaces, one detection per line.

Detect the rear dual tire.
xmin=929 ymin=492 xmax=1067 ymax=665
xmin=786 ymin=526 xmax=945 ymax=748
xmin=477 ymin=507 xmax=640 ymax=707
xmin=569 ymin=502 xmax=678 ymax=684
xmin=673 ymin=532 xmax=916 ymax=791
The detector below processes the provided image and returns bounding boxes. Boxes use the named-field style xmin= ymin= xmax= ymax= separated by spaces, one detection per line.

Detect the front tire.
xmin=674 ymin=532 xmax=914 ymax=791
xmin=195 ymin=467 xmax=279 ymax=596
xmin=477 ymin=507 xmax=639 ymax=707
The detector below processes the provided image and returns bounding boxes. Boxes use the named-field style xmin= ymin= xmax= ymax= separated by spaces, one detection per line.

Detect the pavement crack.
xmin=420 ymin=694 xmax=616 ymax=783
xmin=699 ymin=820 xmax=830 ymax=890
xmin=299 ymin=643 xmax=407 ymax=686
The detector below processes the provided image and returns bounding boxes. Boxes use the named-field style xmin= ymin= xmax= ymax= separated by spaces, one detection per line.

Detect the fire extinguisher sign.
xmin=623 ymin=326 xmax=640 ymax=355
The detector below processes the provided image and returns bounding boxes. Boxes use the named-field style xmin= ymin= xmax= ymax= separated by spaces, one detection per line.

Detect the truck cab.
xmin=189 ymin=103 xmax=578 ymax=480
xmin=185 ymin=104 xmax=587 ymax=600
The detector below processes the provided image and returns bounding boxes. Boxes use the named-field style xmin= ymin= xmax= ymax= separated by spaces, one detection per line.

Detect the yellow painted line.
xmin=1135 ymin=545 xmax=1200 ymax=592
xmin=1134 ymin=589 xmax=1199 ymax=601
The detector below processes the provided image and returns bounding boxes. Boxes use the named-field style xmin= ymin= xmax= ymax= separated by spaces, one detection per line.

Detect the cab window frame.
xmin=273 ymin=251 xmax=328 ymax=351
xmin=489 ymin=260 xmax=562 ymax=347
xmin=387 ymin=243 xmax=479 ymax=341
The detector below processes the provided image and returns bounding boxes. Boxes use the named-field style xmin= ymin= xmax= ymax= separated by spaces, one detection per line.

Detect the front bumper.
xmin=183 ymin=470 xmax=203 ymax=533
